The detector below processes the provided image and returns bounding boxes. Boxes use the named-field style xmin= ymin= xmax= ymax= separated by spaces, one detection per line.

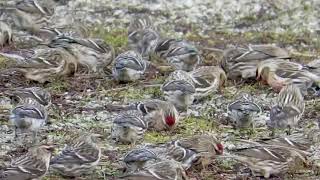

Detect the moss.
xmin=180 ymin=116 xmax=217 ymax=135
xmin=0 ymin=56 xmax=12 ymax=69
xmin=46 ymin=79 xmax=70 ymax=94
xmin=91 ymin=27 xmax=128 ymax=53
xmin=144 ymin=131 xmax=171 ymax=144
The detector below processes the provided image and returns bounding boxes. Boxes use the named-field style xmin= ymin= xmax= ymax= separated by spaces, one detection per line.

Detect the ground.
xmin=1 ymin=0 xmax=320 ymax=179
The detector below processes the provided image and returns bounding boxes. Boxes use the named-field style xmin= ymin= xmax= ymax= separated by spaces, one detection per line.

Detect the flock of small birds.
xmin=1 ymin=0 xmax=320 ymax=179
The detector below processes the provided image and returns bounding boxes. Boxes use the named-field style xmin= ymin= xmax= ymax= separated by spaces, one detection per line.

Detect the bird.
xmin=257 ymin=133 xmax=312 ymax=151
xmin=128 ymin=14 xmax=160 ymax=60
xmin=10 ymin=47 xmax=78 ymax=83
xmin=221 ymin=44 xmax=290 ymax=80
xmin=5 ymin=87 xmax=51 ymax=107
xmin=0 ymin=21 xmax=13 ymax=47
xmin=155 ymin=38 xmax=201 ymax=71
xmin=161 ymin=70 xmax=196 ymax=111
xmin=47 ymin=35 xmax=115 ymax=73
xmin=227 ymin=93 xmax=261 ymax=129
xmin=112 ymin=50 xmax=148 ymax=82
xmin=135 ymin=99 xmax=179 ymax=131
xmin=111 ymin=112 xmax=147 ymax=145
xmin=256 ymin=58 xmax=320 ymax=93
xmin=0 ymin=145 xmax=54 ymax=180
xmin=119 ymin=159 xmax=188 ymax=180
xmin=50 ymin=133 xmax=102 ymax=177
xmin=189 ymin=66 xmax=227 ymax=99
xmin=173 ymin=134 xmax=223 ymax=170
xmin=267 ymin=84 xmax=305 ymax=135
xmin=9 ymin=98 xmax=47 ymax=143
xmin=123 ymin=147 xmax=159 ymax=172
xmin=9 ymin=0 xmax=55 ymax=34
xmin=228 ymin=144 xmax=309 ymax=178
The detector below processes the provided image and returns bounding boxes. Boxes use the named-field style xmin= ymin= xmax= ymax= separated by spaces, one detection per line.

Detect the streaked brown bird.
xmin=0 ymin=145 xmax=54 ymax=180
xmin=155 ymin=38 xmax=201 ymax=72
xmin=189 ymin=66 xmax=227 ymax=99
xmin=9 ymin=98 xmax=47 ymax=143
xmin=119 ymin=159 xmax=188 ymax=180
xmin=227 ymin=93 xmax=261 ymax=129
xmin=222 ymin=44 xmax=290 ymax=80
xmin=50 ymin=133 xmax=102 ymax=177
xmin=136 ymin=99 xmax=179 ymax=131
xmin=161 ymin=70 xmax=195 ymax=111
xmin=111 ymin=112 xmax=147 ymax=145
xmin=256 ymin=58 xmax=320 ymax=93
xmin=5 ymin=87 xmax=51 ymax=107
xmin=267 ymin=84 xmax=305 ymax=135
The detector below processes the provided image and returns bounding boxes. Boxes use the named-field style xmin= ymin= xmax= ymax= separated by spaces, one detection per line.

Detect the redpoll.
xmin=119 ymin=159 xmax=187 ymax=180
xmin=48 ymin=35 xmax=115 ymax=73
xmin=136 ymin=99 xmax=179 ymax=131
xmin=10 ymin=0 xmax=54 ymax=34
xmin=112 ymin=50 xmax=148 ymax=82
xmin=111 ymin=113 xmax=147 ymax=145
xmin=6 ymin=87 xmax=51 ymax=107
xmin=50 ymin=133 xmax=102 ymax=177
xmin=174 ymin=134 xmax=223 ymax=169
xmin=155 ymin=39 xmax=201 ymax=71
xmin=12 ymin=47 xmax=78 ymax=83
xmin=0 ymin=21 xmax=13 ymax=47
xmin=161 ymin=70 xmax=195 ymax=111
xmin=256 ymin=58 xmax=319 ymax=92
xmin=268 ymin=84 xmax=305 ymax=135
xmin=161 ymin=142 xmax=199 ymax=170
xmin=123 ymin=148 xmax=158 ymax=172
xmin=227 ymin=93 xmax=261 ymax=129
xmin=0 ymin=145 xmax=54 ymax=180
xmin=9 ymin=98 xmax=47 ymax=142
xmin=190 ymin=66 xmax=227 ymax=99
xmin=229 ymin=145 xmax=308 ymax=178
xmin=258 ymin=133 xmax=311 ymax=151
xmin=222 ymin=44 xmax=289 ymax=80
xmin=128 ymin=15 xmax=159 ymax=59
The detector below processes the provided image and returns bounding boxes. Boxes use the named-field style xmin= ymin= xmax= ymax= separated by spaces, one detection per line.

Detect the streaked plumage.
xmin=136 ymin=99 xmax=179 ymax=131
xmin=111 ymin=113 xmax=147 ymax=145
xmin=155 ymin=39 xmax=201 ymax=71
xmin=229 ymin=145 xmax=309 ymax=178
xmin=222 ymin=44 xmax=290 ymax=80
xmin=123 ymin=148 xmax=158 ymax=172
xmin=48 ymin=36 xmax=115 ymax=73
xmin=5 ymin=87 xmax=51 ymax=107
xmin=0 ymin=145 xmax=54 ymax=180
xmin=128 ymin=15 xmax=160 ymax=60
xmin=268 ymin=84 xmax=305 ymax=135
xmin=50 ymin=133 xmax=101 ymax=177
xmin=9 ymin=98 xmax=47 ymax=142
xmin=161 ymin=70 xmax=195 ymax=111
xmin=189 ymin=66 xmax=226 ymax=99
xmin=112 ymin=50 xmax=147 ymax=82
xmin=0 ymin=21 xmax=12 ymax=47
xmin=119 ymin=159 xmax=187 ymax=180
xmin=173 ymin=134 xmax=223 ymax=170
xmin=306 ymin=59 xmax=320 ymax=76
xmin=227 ymin=93 xmax=261 ymax=128
xmin=256 ymin=58 xmax=320 ymax=93
xmin=10 ymin=0 xmax=55 ymax=34
xmin=12 ymin=47 xmax=78 ymax=83
xmin=257 ymin=133 xmax=312 ymax=151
